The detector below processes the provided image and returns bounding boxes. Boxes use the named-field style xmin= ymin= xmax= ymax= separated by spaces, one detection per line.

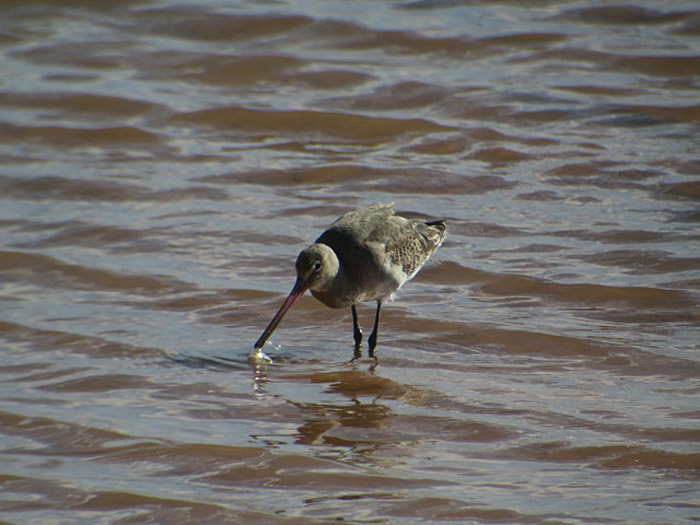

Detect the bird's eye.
xmin=313 ymin=261 xmax=322 ymax=271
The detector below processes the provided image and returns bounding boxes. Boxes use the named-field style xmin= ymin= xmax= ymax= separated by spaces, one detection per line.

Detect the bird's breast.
xmin=310 ymin=289 xmax=351 ymax=309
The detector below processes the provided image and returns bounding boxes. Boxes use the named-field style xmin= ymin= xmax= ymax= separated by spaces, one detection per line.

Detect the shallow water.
xmin=1 ymin=0 xmax=699 ymax=523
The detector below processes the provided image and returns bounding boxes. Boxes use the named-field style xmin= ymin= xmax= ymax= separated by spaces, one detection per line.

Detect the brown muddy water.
xmin=1 ymin=1 xmax=699 ymax=524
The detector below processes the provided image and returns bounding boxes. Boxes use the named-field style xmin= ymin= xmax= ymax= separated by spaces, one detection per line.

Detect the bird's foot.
xmin=352 ymin=344 xmax=362 ymax=361
xmin=367 ymin=336 xmax=378 ymax=359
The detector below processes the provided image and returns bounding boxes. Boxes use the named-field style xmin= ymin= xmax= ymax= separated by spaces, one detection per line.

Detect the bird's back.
xmin=387 ymin=218 xmax=445 ymax=280
xmin=315 ymin=203 xmax=446 ymax=305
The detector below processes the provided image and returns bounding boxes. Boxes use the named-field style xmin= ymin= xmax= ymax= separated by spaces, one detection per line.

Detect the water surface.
xmin=1 ymin=1 xmax=699 ymax=523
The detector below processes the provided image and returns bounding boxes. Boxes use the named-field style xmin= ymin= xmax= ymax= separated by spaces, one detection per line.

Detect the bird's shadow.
xmin=169 ymin=346 xmax=446 ymax=456
xmin=249 ymin=344 xmax=438 ymax=404
xmin=168 ymin=344 xmax=431 ymax=408
xmin=272 ymin=355 xmax=445 ymax=449
xmin=248 ymin=347 xmax=380 ymax=395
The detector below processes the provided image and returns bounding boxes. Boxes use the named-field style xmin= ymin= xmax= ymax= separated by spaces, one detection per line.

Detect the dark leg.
xmin=351 ymin=305 xmax=362 ymax=359
xmin=367 ymin=301 xmax=382 ymax=359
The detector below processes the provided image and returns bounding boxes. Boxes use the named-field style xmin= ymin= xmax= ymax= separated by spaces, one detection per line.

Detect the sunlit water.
xmin=1 ymin=1 xmax=699 ymax=523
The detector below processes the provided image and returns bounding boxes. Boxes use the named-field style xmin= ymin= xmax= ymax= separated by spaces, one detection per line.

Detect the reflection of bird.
xmin=253 ymin=202 xmax=446 ymax=359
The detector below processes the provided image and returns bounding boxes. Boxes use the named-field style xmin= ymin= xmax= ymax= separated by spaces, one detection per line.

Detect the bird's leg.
xmin=367 ymin=301 xmax=382 ymax=359
xmin=351 ymin=305 xmax=362 ymax=359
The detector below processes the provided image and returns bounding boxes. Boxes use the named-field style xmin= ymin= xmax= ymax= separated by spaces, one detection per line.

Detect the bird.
xmin=253 ymin=202 xmax=446 ymax=360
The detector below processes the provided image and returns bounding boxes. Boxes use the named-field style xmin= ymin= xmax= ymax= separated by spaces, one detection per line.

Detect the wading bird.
xmin=253 ymin=202 xmax=446 ymax=360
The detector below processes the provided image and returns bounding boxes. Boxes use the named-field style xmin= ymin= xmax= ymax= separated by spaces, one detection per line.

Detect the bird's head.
xmin=253 ymin=243 xmax=339 ymax=352
xmin=295 ymin=243 xmax=339 ymax=292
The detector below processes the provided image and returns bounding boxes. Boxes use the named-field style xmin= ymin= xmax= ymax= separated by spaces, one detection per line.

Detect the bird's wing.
xmin=314 ymin=203 xmax=399 ymax=298
xmin=378 ymin=218 xmax=443 ymax=279
xmin=321 ymin=202 xmax=395 ymax=245
xmin=329 ymin=202 xmax=395 ymax=232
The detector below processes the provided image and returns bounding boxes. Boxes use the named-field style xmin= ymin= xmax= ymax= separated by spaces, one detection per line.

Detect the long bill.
xmin=253 ymin=276 xmax=308 ymax=350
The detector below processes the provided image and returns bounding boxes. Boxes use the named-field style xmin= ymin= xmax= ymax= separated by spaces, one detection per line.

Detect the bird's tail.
xmin=425 ymin=220 xmax=447 ymax=249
